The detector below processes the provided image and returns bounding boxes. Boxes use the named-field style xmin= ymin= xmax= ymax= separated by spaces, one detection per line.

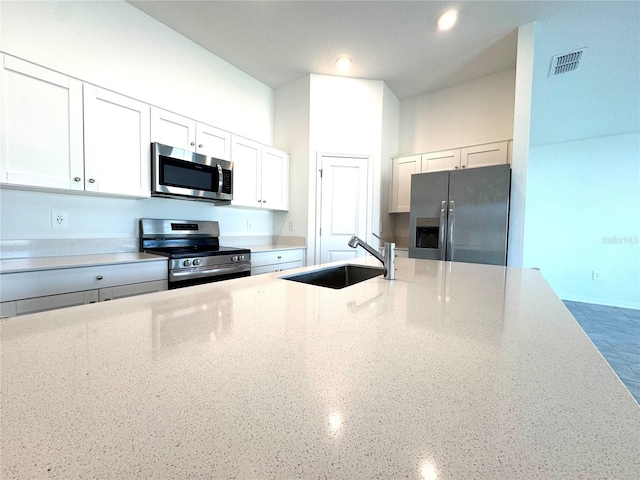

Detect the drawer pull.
xmin=96 ymin=275 xmax=103 ymax=280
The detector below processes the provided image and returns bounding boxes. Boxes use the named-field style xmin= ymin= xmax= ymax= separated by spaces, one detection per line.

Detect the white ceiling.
xmin=128 ymin=1 xmax=607 ymax=100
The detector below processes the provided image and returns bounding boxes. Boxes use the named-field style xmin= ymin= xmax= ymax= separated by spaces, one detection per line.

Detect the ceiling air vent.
xmin=549 ymin=48 xmax=586 ymax=76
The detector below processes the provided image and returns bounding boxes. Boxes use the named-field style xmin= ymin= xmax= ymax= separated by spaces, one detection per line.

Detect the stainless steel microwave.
xmin=151 ymin=143 xmax=233 ymax=204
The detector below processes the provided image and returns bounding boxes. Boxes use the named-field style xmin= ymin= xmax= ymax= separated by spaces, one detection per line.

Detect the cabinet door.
xmin=83 ymin=85 xmax=151 ymax=197
xmin=390 ymin=155 xmax=420 ymax=213
xmin=150 ymin=107 xmax=196 ymax=151
xmin=196 ymin=123 xmax=231 ymax=160
xmin=231 ymin=135 xmax=261 ymax=208
xmin=261 ymin=146 xmax=289 ymax=210
xmin=1 ymin=55 xmax=84 ymax=190
xmin=421 ymin=149 xmax=461 ymax=173
xmin=460 ymin=141 xmax=508 ymax=169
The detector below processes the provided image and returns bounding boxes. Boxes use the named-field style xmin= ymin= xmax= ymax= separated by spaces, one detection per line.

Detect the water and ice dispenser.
xmin=415 ymin=218 xmax=440 ymax=249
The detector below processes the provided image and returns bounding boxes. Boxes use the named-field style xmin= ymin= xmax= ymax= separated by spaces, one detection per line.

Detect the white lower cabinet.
xmin=251 ymin=249 xmax=305 ymax=275
xmin=0 ymin=261 xmax=168 ymax=317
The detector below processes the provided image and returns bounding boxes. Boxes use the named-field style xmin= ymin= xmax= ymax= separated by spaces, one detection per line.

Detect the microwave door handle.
xmin=217 ymin=164 xmax=223 ymax=195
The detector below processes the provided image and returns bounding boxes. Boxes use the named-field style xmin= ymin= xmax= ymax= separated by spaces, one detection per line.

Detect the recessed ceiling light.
xmin=436 ymin=9 xmax=458 ymax=31
xmin=335 ymin=56 xmax=352 ymax=73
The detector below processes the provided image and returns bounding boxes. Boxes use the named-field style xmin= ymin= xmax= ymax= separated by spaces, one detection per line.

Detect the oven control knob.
xmin=183 ymin=259 xmax=192 ymax=267
xmin=239 ymin=255 xmax=245 ymax=261
xmin=193 ymin=258 xmax=201 ymax=266
xmin=231 ymin=255 xmax=238 ymax=262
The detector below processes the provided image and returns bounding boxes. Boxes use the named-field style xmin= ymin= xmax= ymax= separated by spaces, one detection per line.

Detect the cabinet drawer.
xmin=99 ymin=280 xmax=167 ymax=301
xmin=0 ymin=260 xmax=167 ymax=302
xmin=251 ymin=249 xmax=304 ymax=267
xmin=1 ymin=301 xmax=17 ymax=318
xmin=16 ymin=290 xmax=99 ymax=316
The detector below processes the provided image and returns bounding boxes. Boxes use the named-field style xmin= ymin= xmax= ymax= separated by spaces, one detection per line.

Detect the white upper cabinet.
xmin=1 ymin=55 xmax=84 ymax=190
xmin=150 ymin=107 xmax=196 ymax=149
xmin=390 ymin=154 xmax=421 ymax=213
xmin=83 ymin=84 xmax=150 ymax=197
xmin=1 ymin=55 xmax=150 ymax=198
xmin=231 ymin=135 xmax=289 ymax=211
xmin=195 ymin=122 xmax=231 ymax=160
xmin=231 ymin=136 xmax=261 ymax=208
xmin=460 ymin=141 xmax=509 ymax=169
xmin=261 ymin=146 xmax=289 ymax=211
xmin=421 ymin=149 xmax=461 ymax=173
xmin=151 ymin=107 xmax=231 ymax=160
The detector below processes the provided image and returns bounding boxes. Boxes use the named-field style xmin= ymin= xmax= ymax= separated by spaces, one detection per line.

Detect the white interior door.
xmin=318 ymin=155 xmax=370 ymax=264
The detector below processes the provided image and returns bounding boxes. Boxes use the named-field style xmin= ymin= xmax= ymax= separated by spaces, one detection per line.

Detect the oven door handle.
xmin=171 ymin=265 xmax=250 ymax=279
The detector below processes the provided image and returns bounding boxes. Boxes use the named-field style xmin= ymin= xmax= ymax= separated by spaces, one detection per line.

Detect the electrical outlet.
xmin=247 ymin=220 xmax=252 ymax=231
xmin=51 ymin=211 xmax=68 ymax=229
xmin=592 ymin=270 xmax=602 ymax=280
xmin=289 ymin=221 xmax=294 ymax=231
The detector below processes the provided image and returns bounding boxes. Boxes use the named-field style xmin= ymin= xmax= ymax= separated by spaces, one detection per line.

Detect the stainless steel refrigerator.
xmin=408 ymin=164 xmax=511 ymax=266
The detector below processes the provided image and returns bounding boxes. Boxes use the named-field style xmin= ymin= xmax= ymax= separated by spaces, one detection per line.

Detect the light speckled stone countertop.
xmin=1 ymin=258 xmax=638 ymax=479
xmin=0 ymin=252 xmax=167 ymax=274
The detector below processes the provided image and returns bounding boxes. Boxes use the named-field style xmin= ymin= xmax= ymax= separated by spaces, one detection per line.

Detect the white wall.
xmin=0 ymin=1 xmax=274 ymax=144
xmin=307 ymin=74 xmax=385 ymax=264
xmin=398 ymin=68 xmax=515 ymax=154
xmin=522 ymin=2 xmax=640 ymax=308
xmin=524 ymin=133 xmax=639 ymax=308
xmin=0 ymin=188 xmax=273 ymax=241
xmin=274 ymin=75 xmax=311 ymax=242
xmin=0 ymin=1 xmax=277 ymax=247
xmin=508 ymin=23 xmax=536 ymax=268
xmin=380 ymin=84 xmax=400 ymax=241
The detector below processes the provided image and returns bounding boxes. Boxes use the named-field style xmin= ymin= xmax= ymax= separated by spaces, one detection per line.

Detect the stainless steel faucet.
xmin=348 ymin=234 xmax=395 ymax=280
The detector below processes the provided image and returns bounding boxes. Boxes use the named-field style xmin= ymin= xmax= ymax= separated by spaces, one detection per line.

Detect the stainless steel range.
xmin=140 ymin=219 xmax=251 ymax=289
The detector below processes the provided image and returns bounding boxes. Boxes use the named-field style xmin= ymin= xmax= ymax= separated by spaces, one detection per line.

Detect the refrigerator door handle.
xmin=446 ymin=200 xmax=455 ymax=261
xmin=439 ymin=200 xmax=447 ymax=260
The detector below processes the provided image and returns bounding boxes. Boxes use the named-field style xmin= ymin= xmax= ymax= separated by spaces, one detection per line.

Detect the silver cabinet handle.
xmin=446 ymin=200 xmax=455 ymax=261
xmin=198 ymin=144 xmax=203 ymax=148
xmin=88 ymin=178 xmax=96 ymax=184
xmin=96 ymin=275 xmax=103 ymax=280
xmin=439 ymin=200 xmax=447 ymax=261
xmin=190 ymin=142 xmax=195 ymax=146
xmin=74 ymin=177 xmax=81 ymax=182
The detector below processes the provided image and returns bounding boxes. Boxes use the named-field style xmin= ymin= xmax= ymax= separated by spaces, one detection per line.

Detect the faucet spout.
xmin=347 ymin=235 xmax=395 ymax=280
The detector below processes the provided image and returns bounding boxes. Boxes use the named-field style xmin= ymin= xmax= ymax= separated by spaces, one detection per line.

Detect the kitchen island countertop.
xmin=1 ymin=257 xmax=638 ymax=479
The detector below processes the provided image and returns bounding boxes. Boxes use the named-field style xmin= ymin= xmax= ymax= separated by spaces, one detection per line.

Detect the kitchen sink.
xmin=281 ymin=264 xmax=383 ymax=289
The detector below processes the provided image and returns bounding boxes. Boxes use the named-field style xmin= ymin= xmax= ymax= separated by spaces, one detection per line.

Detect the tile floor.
xmin=564 ymin=300 xmax=640 ymax=404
